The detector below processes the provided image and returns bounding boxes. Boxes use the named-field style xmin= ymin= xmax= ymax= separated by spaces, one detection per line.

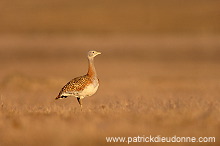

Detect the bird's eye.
xmin=92 ymin=51 xmax=94 ymax=53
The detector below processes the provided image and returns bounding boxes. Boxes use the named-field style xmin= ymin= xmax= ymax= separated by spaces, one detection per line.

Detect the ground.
xmin=0 ymin=34 xmax=219 ymax=146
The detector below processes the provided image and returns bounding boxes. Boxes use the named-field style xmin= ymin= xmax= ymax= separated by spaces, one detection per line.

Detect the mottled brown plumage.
xmin=56 ymin=75 xmax=92 ymax=98
xmin=55 ymin=51 xmax=101 ymax=110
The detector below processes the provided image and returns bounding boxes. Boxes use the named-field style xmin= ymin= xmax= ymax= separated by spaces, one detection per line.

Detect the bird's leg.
xmin=77 ymin=97 xmax=83 ymax=111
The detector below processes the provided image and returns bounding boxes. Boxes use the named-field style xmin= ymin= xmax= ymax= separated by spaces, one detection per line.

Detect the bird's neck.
xmin=87 ymin=57 xmax=97 ymax=78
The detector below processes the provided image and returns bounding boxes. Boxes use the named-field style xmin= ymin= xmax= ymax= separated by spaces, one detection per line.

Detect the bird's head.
xmin=88 ymin=50 xmax=101 ymax=58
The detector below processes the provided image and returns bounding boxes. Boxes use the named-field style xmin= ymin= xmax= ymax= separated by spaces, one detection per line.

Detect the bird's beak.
xmin=97 ymin=51 xmax=101 ymax=55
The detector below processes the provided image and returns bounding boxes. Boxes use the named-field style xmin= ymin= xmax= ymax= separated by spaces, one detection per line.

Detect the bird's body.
xmin=56 ymin=75 xmax=99 ymax=99
xmin=55 ymin=51 xmax=101 ymax=109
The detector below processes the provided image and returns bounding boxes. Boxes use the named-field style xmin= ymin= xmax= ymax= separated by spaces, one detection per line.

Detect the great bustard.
xmin=55 ymin=51 xmax=101 ymax=110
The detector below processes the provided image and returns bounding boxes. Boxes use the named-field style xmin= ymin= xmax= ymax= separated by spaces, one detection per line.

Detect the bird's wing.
xmin=57 ymin=75 xmax=92 ymax=97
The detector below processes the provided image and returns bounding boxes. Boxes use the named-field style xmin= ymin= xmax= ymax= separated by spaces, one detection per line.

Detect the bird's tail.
xmin=55 ymin=96 xmax=67 ymax=100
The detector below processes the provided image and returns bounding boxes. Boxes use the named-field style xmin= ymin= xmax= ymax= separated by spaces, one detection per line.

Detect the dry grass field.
xmin=0 ymin=0 xmax=220 ymax=34
xmin=0 ymin=35 xmax=219 ymax=146
xmin=0 ymin=0 xmax=220 ymax=146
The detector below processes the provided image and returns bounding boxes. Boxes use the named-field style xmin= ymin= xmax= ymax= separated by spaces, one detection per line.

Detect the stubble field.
xmin=0 ymin=34 xmax=219 ymax=146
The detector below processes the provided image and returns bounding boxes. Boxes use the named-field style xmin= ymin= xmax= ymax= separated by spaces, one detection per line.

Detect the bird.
xmin=55 ymin=50 xmax=101 ymax=110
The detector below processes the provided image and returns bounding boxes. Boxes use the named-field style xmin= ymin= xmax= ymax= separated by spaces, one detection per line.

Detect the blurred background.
xmin=0 ymin=0 xmax=220 ymax=117
xmin=0 ymin=0 xmax=220 ymax=34
xmin=0 ymin=0 xmax=220 ymax=62
xmin=0 ymin=1 xmax=220 ymax=146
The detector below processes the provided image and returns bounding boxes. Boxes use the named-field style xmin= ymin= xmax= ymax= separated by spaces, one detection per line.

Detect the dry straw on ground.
xmin=0 ymin=35 xmax=219 ymax=146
